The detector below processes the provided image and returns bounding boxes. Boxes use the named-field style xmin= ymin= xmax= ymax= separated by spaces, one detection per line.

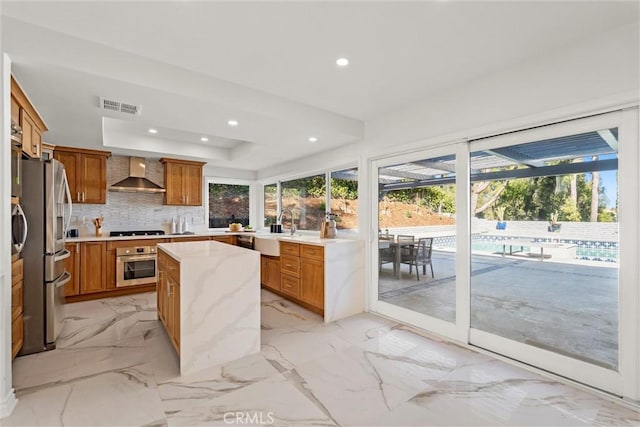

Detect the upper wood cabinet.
xmin=11 ymin=76 xmax=48 ymax=159
xmin=160 ymin=158 xmax=206 ymax=206
xmin=54 ymin=146 xmax=111 ymax=204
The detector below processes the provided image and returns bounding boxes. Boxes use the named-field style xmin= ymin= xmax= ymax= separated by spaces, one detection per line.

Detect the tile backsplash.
xmin=70 ymin=156 xmax=206 ymax=235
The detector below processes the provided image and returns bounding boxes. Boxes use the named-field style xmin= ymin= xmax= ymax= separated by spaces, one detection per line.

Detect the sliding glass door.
xmin=468 ymin=111 xmax=637 ymax=396
xmin=370 ymin=110 xmax=639 ymax=399
xmin=371 ymin=143 xmax=468 ymax=341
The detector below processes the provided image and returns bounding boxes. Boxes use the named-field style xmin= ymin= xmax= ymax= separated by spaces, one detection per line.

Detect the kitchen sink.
xmin=254 ymin=236 xmax=280 ymax=256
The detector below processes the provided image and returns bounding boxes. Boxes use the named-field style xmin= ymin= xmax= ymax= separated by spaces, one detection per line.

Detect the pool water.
xmin=438 ymin=239 xmax=618 ymax=263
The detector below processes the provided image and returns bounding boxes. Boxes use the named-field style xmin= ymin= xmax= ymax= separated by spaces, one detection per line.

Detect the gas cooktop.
xmin=109 ymin=230 xmax=166 ymax=237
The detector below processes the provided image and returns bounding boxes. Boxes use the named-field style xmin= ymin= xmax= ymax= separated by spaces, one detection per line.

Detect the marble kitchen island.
xmin=157 ymin=240 xmax=260 ymax=376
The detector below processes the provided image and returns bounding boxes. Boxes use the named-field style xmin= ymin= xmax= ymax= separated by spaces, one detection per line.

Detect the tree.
xmin=471 ymin=181 xmax=508 ymax=217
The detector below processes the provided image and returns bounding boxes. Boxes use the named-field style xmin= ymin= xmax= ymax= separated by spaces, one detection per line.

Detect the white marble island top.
xmin=157 ymin=241 xmax=261 ymax=376
xmin=159 ymin=239 xmax=250 ymax=260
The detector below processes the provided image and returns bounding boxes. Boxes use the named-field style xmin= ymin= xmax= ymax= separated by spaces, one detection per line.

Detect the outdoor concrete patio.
xmin=379 ymin=250 xmax=618 ymax=369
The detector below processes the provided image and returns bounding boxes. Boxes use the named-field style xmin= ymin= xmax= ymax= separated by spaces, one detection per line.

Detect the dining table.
xmin=379 ymin=237 xmax=416 ymax=279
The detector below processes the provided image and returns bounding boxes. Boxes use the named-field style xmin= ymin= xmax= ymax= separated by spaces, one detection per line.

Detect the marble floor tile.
xmin=158 ymin=353 xmax=284 ymax=414
xmin=260 ymin=327 xmax=353 ymax=371
xmin=166 ymin=380 xmax=335 ymax=427
xmin=12 ymin=335 xmax=148 ymax=391
xmin=304 ymin=312 xmax=400 ymax=344
xmin=4 ymin=365 xmax=165 ymax=427
xmin=5 ymin=291 xmax=638 ymax=427
xmin=260 ymin=297 xmax=324 ymax=330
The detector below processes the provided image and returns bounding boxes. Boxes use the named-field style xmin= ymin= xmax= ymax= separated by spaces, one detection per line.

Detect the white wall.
xmin=1 ymin=45 xmax=18 ymax=423
xmin=364 ymin=22 xmax=639 ymax=153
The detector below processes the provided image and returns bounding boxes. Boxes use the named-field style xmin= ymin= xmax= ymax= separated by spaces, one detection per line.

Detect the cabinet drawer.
xmin=280 ymin=255 xmax=300 ymax=277
xmin=300 ymin=244 xmax=324 ymax=261
xmin=11 ymin=258 xmax=23 ymax=284
xmin=280 ymin=242 xmax=300 ymax=256
xmin=11 ymin=281 xmax=23 ymax=320
xmin=12 ymin=314 xmax=23 ymax=359
xmin=281 ymin=274 xmax=300 ymax=298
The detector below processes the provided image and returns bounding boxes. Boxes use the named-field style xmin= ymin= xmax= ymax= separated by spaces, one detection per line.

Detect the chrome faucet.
xmin=277 ymin=208 xmax=297 ymax=236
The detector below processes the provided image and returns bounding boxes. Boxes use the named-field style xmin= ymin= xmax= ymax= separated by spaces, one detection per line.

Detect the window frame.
xmin=260 ymin=164 xmax=359 ymax=233
xmin=205 ymin=177 xmax=255 ymax=230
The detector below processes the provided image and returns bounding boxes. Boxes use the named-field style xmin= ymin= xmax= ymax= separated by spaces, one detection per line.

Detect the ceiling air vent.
xmin=99 ymin=97 xmax=142 ymax=115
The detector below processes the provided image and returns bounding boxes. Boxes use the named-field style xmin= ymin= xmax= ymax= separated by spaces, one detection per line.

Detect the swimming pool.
xmin=435 ymin=235 xmax=618 ymax=263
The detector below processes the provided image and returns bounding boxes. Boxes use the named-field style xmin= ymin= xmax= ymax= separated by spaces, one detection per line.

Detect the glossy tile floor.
xmin=4 ymin=291 xmax=639 ymax=426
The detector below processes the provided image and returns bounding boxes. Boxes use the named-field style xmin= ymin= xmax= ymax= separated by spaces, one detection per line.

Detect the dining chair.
xmin=378 ymin=241 xmax=396 ymax=274
xmin=403 ymin=237 xmax=434 ymax=280
xmin=396 ymin=235 xmax=415 ymax=264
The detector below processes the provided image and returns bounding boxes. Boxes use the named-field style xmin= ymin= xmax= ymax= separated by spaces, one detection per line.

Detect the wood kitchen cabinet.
xmin=278 ymin=242 xmax=324 ymax=313
xmin=157 ymin=249 xmax=180 ymax=354
xmin=54 ymin=146 xmax=111 ymax=204
xmin=63 ymin=243 xmax=80 ymax=297
xmin=260 ymin=255 xmax=281 ymax=292
xmin=11 ymin=76 xmax=48 ymax=159
xmin=211 ymin=235 xmax=236 ymax=245
xmin=11 ymin=258 xmax=24 ymax=359
xmin=80 ymin=241 xmax=108 ymax=294
xmin=160 ymin=158 xmax=206 ymax=206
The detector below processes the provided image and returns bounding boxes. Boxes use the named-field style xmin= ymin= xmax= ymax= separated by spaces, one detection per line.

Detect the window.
xmin=208 ymin=183 xmax=250 ymax=228
xmin=281 ymin=174 xmax=326 ymax=231
xmin=263 ymin=167 xmax=359 ymax=232
xmin=330 ymin=168 xmax=359 ymax=230
xmin=264 ymin=183 xmax=278 ymax=226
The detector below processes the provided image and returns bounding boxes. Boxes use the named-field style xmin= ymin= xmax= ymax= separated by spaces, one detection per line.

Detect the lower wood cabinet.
xmin=11 ymin=258 xmax=24 ymax=359
xmin=157 ymin=249 xmax=180 ymax=354
xmin=260 ymin=255 xmax=281 ymax=292
xmin=211 ymin=235 xmax=236 ymax=245
xmin=276 ymin=242 xmax=325 ymax=314
xmin=80 ymin=241 xmax=108 ymax=294
xmin=300 ymin=257 xmax=324 ymax=308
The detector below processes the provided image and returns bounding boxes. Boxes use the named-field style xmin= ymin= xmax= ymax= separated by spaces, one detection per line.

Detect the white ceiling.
xmin=2 ymin=1 xmax=638 ymax=171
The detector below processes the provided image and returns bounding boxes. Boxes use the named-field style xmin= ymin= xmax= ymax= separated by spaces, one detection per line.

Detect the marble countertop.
xmin=66 ymin=230 xmax=360 ymax=246
xmin=65 ymin=230 xmax=248 ymax=243
xmin=158 ymin=240 xmax=249 ymax=261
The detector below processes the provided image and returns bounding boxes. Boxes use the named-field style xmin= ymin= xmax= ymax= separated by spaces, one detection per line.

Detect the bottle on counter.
xmin=177 ymin=216 xmax=184 ymax=234
xmin=171 ymin=217 xmax=177 ymax=234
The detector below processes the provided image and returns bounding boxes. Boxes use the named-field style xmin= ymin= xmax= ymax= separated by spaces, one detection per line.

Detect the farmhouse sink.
xmin=254 ymin=236 xmax=280 ymax=256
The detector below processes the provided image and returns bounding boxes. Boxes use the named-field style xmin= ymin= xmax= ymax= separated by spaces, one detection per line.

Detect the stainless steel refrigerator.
xmin=19 ymin=158 xmax=73 ymax=355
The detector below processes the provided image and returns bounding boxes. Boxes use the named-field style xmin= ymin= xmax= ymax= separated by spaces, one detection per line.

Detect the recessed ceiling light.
xmin=336 ymin=57 xmax=349 ymax=67
xmin=148 ymin=128 xmax=158 ymax=134
xmin=308 ymin=137 xmax=318 ymax=143
xmin=200 ymin=137 xmax=209 ymax=142
xmin=227 ymin=119 xmax=239 ymax=127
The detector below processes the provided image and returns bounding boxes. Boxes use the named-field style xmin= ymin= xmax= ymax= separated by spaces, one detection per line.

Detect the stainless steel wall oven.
xmin=116 ymin=246 xmax=157 ymax=287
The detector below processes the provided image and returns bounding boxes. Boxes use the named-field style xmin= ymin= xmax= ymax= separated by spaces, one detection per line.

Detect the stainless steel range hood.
xmin=110 ymin=157 xmax=166 ymax=193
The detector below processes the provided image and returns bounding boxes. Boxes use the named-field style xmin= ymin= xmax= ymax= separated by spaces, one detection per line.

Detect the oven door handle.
xmin=119 ymin=254 xmax=157 ymax=262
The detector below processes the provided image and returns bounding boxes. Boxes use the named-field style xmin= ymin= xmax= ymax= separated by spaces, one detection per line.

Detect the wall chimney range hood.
xmin=110 ymin=157 xmax=165 ymax=193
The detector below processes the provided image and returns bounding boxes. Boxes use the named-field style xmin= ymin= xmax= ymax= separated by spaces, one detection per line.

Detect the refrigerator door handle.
xmin=62 ymin=169 xmax=73 ymax=238
xmin=55 ymin=271 xmax=71 ymax=288
xmin=54 ymin=249 xmax=71 ymax=263
xmin=12 ymin=203 xmax=28 ymax=252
